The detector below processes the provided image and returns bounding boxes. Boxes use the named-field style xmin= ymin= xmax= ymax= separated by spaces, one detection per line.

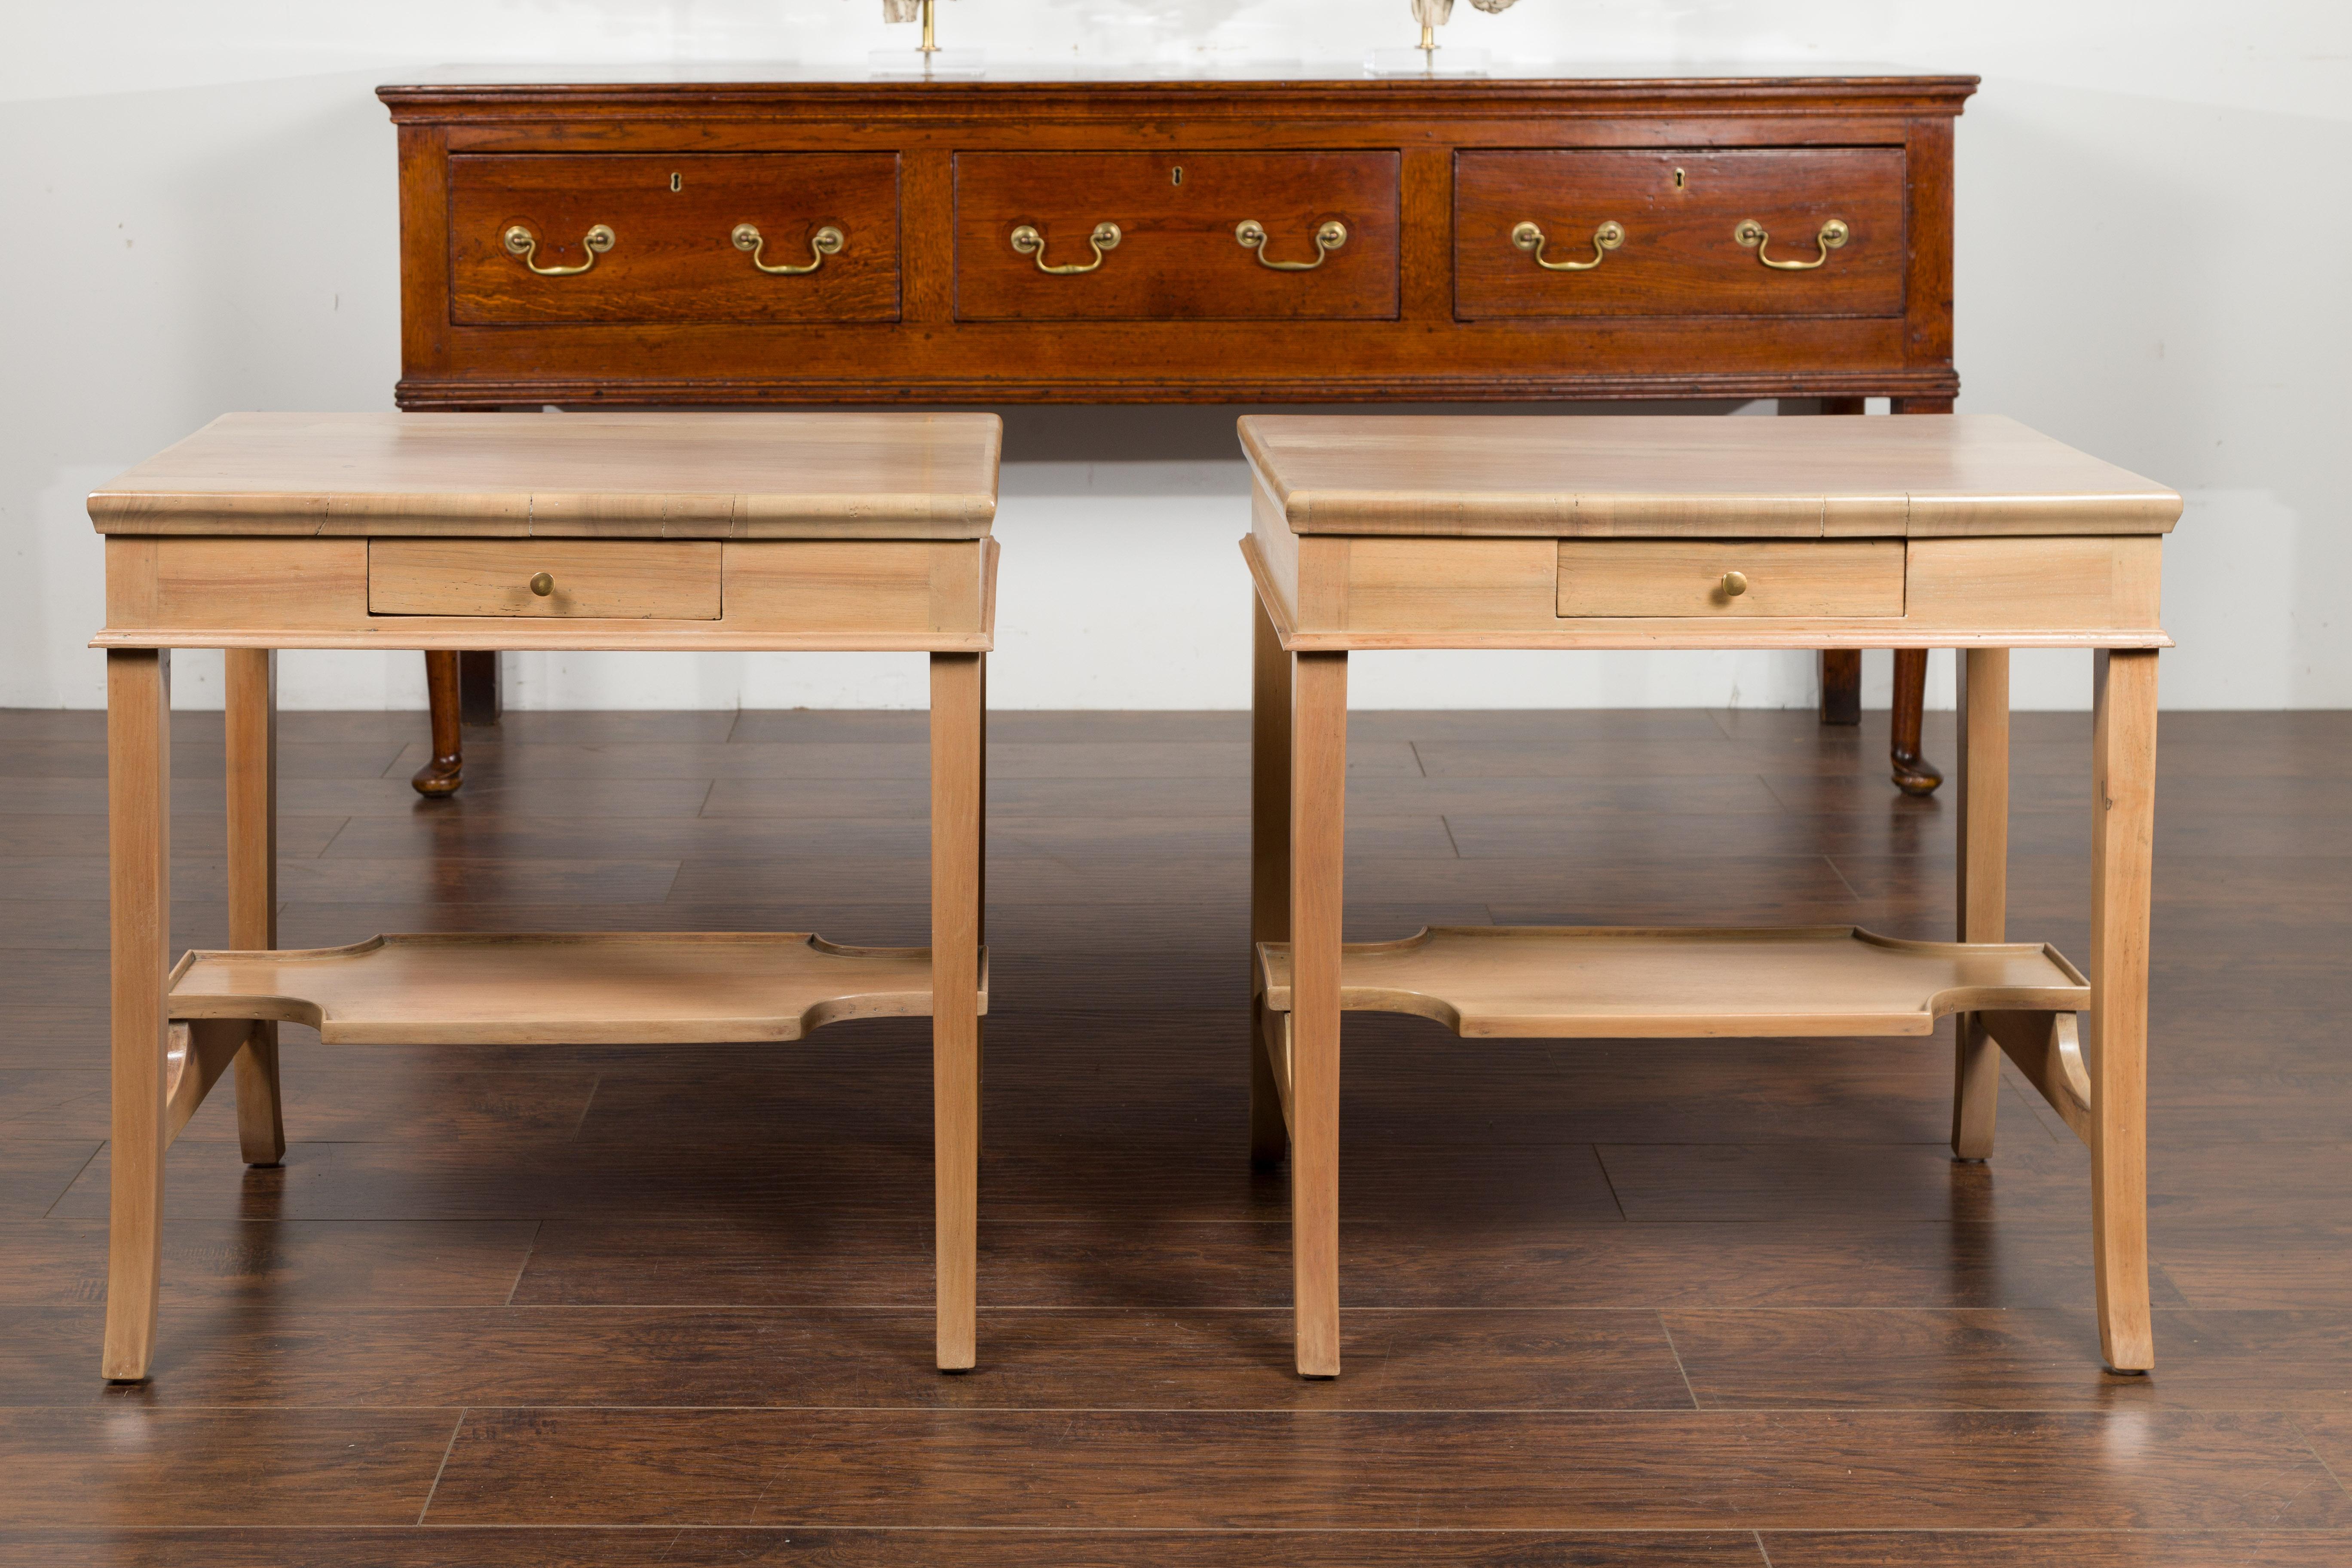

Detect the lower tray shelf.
xmin=1256 ymin=926 xmax=2088 ymax=1038
xmin=166 ymin=932 xmax=986 ymax=1045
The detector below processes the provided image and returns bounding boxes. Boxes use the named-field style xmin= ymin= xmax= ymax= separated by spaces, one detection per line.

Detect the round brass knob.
xmin=529 ymin=572 xmax=555 ymax=597
xmin=1721 ymin=571 xmax=1749 ymax=598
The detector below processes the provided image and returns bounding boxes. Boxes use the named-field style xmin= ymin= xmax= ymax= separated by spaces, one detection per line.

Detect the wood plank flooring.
xmin=2 ymin=703 xmax=2349 ymax=1565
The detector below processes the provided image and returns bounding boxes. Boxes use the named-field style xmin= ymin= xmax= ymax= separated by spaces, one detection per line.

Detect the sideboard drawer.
xmin=1456 ymin=149 xmax=1906 ymax=320
xmin=449 ymin=153 xmax=900 ymax=324
xmin=1557 ymin=540 xmax=1906 ymax=618
xmin=369 ymin=540 xmax=723 ymax=619
xmin=954 ymin=152 xmax=1400 ymax=321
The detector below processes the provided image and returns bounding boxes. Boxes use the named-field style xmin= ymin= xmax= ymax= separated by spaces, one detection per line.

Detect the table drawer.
xmin=369 ymin=540 xmax=723 ymax=619
xmin=954 ymin=151 xmax=1399 ymax=321
xmin=1557 ymin=540 xmax=1906 ymax=618
xmin=449 ymin=153 xmax=900 ymax=324
xmin=1456 ymin=149 xmax=1906 ymax=320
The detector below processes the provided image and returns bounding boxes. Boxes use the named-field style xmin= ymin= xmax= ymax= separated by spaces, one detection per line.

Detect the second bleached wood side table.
xmin=1239 ymin=412 xmax=2180 ymax=1378
xmin=90 ymin=411 xmax=999 ymax=1381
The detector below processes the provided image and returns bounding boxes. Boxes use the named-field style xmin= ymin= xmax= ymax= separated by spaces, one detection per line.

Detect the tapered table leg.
xmin=2089 ymin=648 xmax=2158 ymax=1372
xmin=1289 ymin=651 xmax=1347 ymax=1378
xmin=1951 ymin=648 xmax=2009 ymax=1160
xmin=1250 ymin=594 xmax=1293 ymax=1168
xmin=1792 ymin=397 xmax=1867 ymax=733
xmin=103 ymin=649 xmax=171 ymax=1381
xmin=931 ymin=651 xmax=984 ymax=1371
xmin=224 ymin=649 xmax=285 ymax=1167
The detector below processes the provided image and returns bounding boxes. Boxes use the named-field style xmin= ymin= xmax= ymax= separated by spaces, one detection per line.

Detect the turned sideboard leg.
xmin=1819 ymin=650 xmax=1862 ymax=726
xmin=411 ymin=650 xmax=464 ymax=796
xmin=2089 ymin=648 xmax=2158 ymax=1372
xmin=224 ymin=649 xmax=285 ymax=1166
xmin=459 ymin=650 xmax=500 ymax=726
xmin=1289 ymin=651 xmax=1347 ymax=1378
xmin=1249 ymin=594 xmax=1294 ymax=1169
xmin=1890 ymin=649 xmax=1944 ymax=796
xmin=103 ymin=649 xmax=172 ymax=1382
xmin=930 ymin=651 xmax=984 ymax=1372
xmin=1951 ymin=648 xmax=2011 ymax=1159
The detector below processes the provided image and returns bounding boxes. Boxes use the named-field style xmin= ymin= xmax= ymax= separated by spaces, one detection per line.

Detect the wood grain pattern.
xmin=165 ymin=932 xmax=971 ymax=1046
xmin=1455 ymin=148 xmax=1907 ymax=319
xmin=382 ymin=74 xmax=1974 ymax=406
xmin=221 ymin=648 xmax=285 ymax=1166
xmin=98 ymin=535 xmax=998 ymax=653
xmin=1257 ymin=926 xmax=2086 ymax=1038
xmin=89 ymin=412 xmax=1001 ymax=539
xmin=1288 ymin=651 xmax=1348 ymax=1377
xmin=449 ymin=151 xmax=900 ymax=324
xmin=417 ymin=1406 xmax=2352 ymax=1528
xmin=953 ymin=151 xmax=1400 ymax=321
xmin=1240 ymin=413 xmax=2180 ymax=538
xmin=1556 ymin=539 xmax=1905 ymax=618
xmin=368 ymin=539 xmax=723 ymax=619
xmin=18 ymin=702 xmax=2324 ymax=1556
xmin=101 ymin=649 xmax=169 ymax=1381
xmin=1251 ymin=534 xmax=2167 ymax=653
xmin=930 ymin=652 xmax=984 ymax=1371
xmin=1248 ymin=591 xmax=1292 ymax=1168
xmin=2090 ymin=649 xmax=2159 ymax=1372
xmin=1951 ymin=646 xmax=2009 ymax=1158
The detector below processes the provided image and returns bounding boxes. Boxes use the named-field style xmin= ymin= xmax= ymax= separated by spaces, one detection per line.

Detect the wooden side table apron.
xmin=89 ymin=411 xmax=1000 ymax=1381
xmin=1239 ymin=413 xmax=2180 ymax=1378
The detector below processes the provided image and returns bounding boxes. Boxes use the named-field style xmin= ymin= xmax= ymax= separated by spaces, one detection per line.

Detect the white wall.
xmin=4 ymin=1 xmax=2345 ymax=712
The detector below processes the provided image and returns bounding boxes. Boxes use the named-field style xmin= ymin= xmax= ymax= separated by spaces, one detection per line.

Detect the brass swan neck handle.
xmin=1512 ymin=219 xmax=1624 ymax=272
xmin=1235 ymin=219 xmax=1348 ymax=271
xmin=1734 ymin=217 xmax=1850 ymax=271
xmin=502 ymin=224 xmax=614 ymax=277
xmin=1010 ymin=222 xmax=1121 ymax=274
xmin=734 ymin=223 xmax=844 ymax=276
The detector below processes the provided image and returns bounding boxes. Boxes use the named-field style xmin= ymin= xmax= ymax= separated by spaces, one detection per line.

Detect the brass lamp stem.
xmin=921 ymin=0 xmax=939 ymax=53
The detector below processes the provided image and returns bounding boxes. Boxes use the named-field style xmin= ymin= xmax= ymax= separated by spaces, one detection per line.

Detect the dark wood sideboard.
xmin=380 ymin=69 xmax=1975 ymax=790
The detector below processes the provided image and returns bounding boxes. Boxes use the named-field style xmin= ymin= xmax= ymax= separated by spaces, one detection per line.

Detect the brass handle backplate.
xmin=1010 ymin=222 xmax=1121 ymax=274
xmin=1513 ymin=219 xmax=1624 ymax=272
xmin=734 ymin=223 xmax=844 ymax=276
xmin=1719 ymin=572 xmax=1749 ymax=599
xmin=1734 ymin=217 xmax=1849 ymax=271
xmin=503 ymin=224 xmax=615 ymax=277
xmin=1235 ymin=218 xmax=1348 ymax=271
xmin=529 ymin=573 xmax=555 ymax=597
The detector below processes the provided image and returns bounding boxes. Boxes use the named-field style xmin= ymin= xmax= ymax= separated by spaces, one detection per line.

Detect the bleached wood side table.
xmin=1239 ymin=413 xmax=2180 ymax=1378
xmin=89 ymin=411 xmax=1000 ymax=1381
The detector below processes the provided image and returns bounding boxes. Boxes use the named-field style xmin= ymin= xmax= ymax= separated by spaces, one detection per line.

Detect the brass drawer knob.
xmin=1512 ymin=219 xmax=1624 ymax=272
xmin=1010 ymin=221 xmax=1121 ymax=274
xmin=1235 ymin=218 xmax=1348 ymax=271
xmin=734 ymin=222 xmax=844 ymax=276
xmin=530 ymin=572 xmax=555 ymax=597
xmin=1720 ymin=571 xmax=1749 ymax=598
xmin=502 ymin=223 xmax=615 ymax=277
xmin=1734 ymin=217 xmax=1849 ymax=271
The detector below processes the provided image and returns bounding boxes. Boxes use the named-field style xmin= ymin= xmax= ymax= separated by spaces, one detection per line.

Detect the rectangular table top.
xmin=1239 ymin=413 xmax=2180 ymax=539
xmin=88 ymin=412 xmax=1002 ymax=539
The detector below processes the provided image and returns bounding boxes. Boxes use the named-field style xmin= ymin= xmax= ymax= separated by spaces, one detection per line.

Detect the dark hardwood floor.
xmin=1 ymin=702 xmax=2348 ymax=1565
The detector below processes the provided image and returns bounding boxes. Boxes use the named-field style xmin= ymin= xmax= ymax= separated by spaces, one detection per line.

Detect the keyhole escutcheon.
xmin=1673 ymin=167 xmax=1687 ymax=190
xmin=669 ymin=172 xmax=682 ymax=193
xmin=1171 ymin=166 xmax=1183 ymax=186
